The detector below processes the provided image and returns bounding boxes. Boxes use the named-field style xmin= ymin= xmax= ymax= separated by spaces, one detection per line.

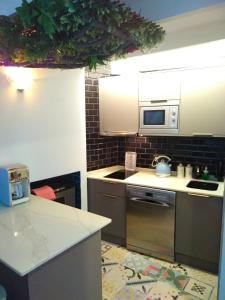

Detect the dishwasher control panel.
xmin=126 ymin=185 xmax=176 ymax=205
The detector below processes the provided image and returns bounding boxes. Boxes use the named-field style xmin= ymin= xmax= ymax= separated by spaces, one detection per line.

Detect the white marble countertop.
xmin=0 ymin=195 xmax=111 ymax=276
xmin=87 ymin=165 xmax=224 ymax=197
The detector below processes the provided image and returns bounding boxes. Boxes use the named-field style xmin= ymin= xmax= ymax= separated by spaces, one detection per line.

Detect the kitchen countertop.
xmin=87 ymin=165 xmax=224 ymax=197
xmin=0 ymin=195 xmax=111 ymax=276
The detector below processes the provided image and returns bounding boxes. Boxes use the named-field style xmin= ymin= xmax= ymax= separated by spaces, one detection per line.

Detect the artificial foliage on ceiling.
xmin=0 ymin=0 xmax=165 ymax=69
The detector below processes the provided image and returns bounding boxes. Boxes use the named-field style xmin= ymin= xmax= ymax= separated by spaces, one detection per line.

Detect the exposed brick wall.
xmin=85 ymin=66 xmax=122 ymax=171
xmin=85 ymin=68 xmax=225 ymax=178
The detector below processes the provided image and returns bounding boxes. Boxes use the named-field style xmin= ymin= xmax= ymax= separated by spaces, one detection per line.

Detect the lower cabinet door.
xmin=88 ymin=179 xmax=126 ymax=245
xmin=94 ymin=192 xmax=126 ymax=240
xmin=175 ymin=192 xmax=222 ymax=272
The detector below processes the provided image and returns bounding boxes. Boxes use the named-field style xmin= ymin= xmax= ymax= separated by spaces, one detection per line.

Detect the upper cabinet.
xmin=99 ymin=75 xmax=138 ymax=136
xmin=179 ymin=66 xmax=225 ymax=137
xmin=138 ymin=70 xmax=181 ymax=136
xmin=139 ymin=71 xmax=181 ymax=101
xmin=98 ymin=66 xmax=225 ymax=137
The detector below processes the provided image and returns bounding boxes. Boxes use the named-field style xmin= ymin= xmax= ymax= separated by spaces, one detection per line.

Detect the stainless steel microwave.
xmin=139 ymin=99 xmax=179 ymax=135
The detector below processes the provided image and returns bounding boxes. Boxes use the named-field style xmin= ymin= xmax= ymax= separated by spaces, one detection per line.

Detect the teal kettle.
xmin=152 ymin=155 xmax=172 ymax=177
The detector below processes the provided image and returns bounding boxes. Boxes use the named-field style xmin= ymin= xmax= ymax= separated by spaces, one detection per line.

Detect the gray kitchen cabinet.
xmin=175 ymin=191 xmax=222 ymax=273
xmin=179 ymin=66 xmax=225 ymax=137
xmin=88 ymin=179 xmax=126 ymax=245
xmin=99 ymin=75 xmax=138 ymax=136
xmin=0 ymin=232 xmax=102 ymax=300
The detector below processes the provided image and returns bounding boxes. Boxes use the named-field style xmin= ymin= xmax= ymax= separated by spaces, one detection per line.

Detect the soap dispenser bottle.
xmin=202 ymin=166 xmax=209 ymax=180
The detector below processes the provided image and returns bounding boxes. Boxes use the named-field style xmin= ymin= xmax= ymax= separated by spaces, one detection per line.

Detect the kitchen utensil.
xmin=151 ymin=155 xmax=171 ymax=177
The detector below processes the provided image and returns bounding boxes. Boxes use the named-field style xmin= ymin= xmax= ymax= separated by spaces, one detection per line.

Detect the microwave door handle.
xmin=150 ymin=100 xmax=168 ymax=104
xmin=129 ymin=197 xmax=170 ymax=208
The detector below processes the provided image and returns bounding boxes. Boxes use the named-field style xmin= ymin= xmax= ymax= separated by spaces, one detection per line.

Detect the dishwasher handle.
xmin=129 ymin=197 xmax=170 ymax=208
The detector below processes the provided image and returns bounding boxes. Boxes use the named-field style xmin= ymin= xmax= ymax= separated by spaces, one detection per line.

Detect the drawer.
xmin=88 ymin=179 xmax=126 ymax=197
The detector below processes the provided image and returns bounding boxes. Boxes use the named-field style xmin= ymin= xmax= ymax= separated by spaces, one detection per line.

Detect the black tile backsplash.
xmin=117 ymin=136 xmax=225 ymax=176
xmin=85 ymin=72 xmax=225 ymax=178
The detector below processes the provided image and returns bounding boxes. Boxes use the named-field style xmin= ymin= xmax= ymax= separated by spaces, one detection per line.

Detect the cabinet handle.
xmin=103 ymin=181 xmax=118 ymax=184
xmin=192 ymin=133 xmax=213 ymax=137
xmin=188 ymin=193 xmax=210 ymax=198
xmin=101 ymin=131 xmax=137 ymax=136
xmin=103 ymin=194 xmax=118 ymax=198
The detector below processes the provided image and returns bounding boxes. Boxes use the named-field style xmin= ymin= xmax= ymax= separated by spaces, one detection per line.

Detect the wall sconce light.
xmin=4 ymin=67 xmax=33 ymax=91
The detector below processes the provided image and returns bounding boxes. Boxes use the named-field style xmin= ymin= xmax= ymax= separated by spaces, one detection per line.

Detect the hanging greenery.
xmin=0 ymin=0 xmax=165 ymax=69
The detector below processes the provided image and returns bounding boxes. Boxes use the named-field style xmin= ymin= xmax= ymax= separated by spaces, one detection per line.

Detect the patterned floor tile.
xmin=115 ymin=286 xmax=146 ymax=300
xmin=173 ymin=264 xmax=218 ymax=300
xmin=103 ymin=245 xmax=128 ymax=263
xmin=101 ymin=242 xmax=218 ymax=300
xmin=102 ymin=265 xmax=128 ymax=299
xmin=122 ymin=252 xmax=160 ymax=273
xmin=147 ymin=281 xmax=181 ymax=299
xmin=184 ymin=278 xmax=213 ymax=300
xmin=102 ymin=242 xmax=114 ymax=255
xmin=177 ymin=294 xmax=199 ymax=300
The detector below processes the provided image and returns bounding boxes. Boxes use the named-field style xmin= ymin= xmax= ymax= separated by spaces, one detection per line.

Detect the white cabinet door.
xmin=139 ymin=71 xmax=181 ymax=101
xmin=99 ymin=75 xmax=138 ymax=136
xmin=180 ymin=66 xmax=225 ymax=137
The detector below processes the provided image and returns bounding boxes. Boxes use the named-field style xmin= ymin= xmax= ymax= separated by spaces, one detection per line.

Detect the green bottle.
xmin=202 ymin=166 xmax=209 ymax=180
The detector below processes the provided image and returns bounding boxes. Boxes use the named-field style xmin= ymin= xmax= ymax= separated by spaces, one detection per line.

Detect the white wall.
xmin=0 ymin=67 xmax=87 ymax=209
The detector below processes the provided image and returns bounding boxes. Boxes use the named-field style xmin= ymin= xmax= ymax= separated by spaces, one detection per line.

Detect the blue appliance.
xmin=0 ymin=164 xmax=30 ymax=206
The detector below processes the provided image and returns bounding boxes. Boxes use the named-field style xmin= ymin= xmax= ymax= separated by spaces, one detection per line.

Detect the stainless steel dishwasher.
xmin=127 ymin=185 xmax=176 ymax=262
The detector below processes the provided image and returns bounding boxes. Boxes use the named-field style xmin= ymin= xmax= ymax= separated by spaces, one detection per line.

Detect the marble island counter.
xmin=0 ymin=195 xmax=111 ymax=300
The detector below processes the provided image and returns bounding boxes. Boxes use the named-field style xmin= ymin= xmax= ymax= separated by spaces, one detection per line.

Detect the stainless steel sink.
xmin=186 ymin=180 xmax=218 ymax=191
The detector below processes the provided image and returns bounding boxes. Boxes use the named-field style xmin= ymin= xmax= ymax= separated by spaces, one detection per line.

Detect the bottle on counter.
xmin=177 ymin=163 xmax=184 ymax=178
xmin=185 ymin=164 xmax=193 ymax=179
xmin=216 ymin=160 xmax=224 ymax=182
xmin=193 ymin=166 xmax=201 ymax=179
xmin=202 ymin=166 xmax=209 ymax=180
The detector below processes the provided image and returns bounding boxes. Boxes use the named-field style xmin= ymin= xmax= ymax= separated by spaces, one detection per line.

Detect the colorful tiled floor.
xmin=101 ymin=242 xmax=218 ymax=300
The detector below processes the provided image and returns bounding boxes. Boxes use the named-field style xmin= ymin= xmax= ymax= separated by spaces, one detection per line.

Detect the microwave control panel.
xmin=168 ymin=106 xmax=179 ymax=128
